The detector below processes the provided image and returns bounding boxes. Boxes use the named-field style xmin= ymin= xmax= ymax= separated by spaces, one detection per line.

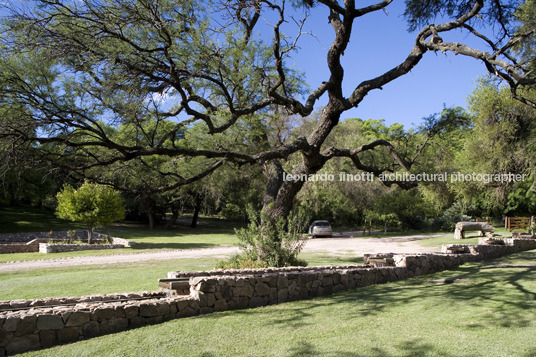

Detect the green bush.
xmin=217 ymin=207 xmax=308 ymax=269
xmin=56 ymin=181 xmax=125 ymax=243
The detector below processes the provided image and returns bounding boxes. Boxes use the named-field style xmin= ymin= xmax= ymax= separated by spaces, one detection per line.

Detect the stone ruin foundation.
xmin=1 ymin=237 xmax=536 ymax=355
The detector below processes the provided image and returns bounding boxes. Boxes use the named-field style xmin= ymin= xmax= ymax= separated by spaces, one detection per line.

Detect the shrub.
xmin=56 ymin=181 xmax=125 ymax=243
xmin=217 ymin=207 xmax=308 ymax=269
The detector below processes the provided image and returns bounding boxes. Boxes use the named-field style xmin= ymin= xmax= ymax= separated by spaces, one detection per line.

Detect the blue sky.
xmin=1 ymin=1 xmax=491 ymax=129
xmin=286 ymin=1 xmax=490 ymax=128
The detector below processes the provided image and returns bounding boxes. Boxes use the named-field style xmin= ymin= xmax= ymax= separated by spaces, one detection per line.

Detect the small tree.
xmin=56 ymin=182 xmax=126 ymax=244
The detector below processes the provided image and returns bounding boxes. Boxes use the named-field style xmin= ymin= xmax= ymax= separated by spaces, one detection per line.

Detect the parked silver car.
xmin=308 ymin=220 xmax=332 ymax=238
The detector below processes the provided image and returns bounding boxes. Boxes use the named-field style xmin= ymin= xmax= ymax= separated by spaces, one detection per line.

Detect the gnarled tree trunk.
xmin=261 ymin=106 xmax=342 ymax=226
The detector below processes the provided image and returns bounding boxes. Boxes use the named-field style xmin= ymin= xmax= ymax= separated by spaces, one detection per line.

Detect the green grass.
xmin=20 ymin=249 xmax=536 ymax=357
xmin=0 ymin=258 xmax=218 ymax=300
xmin=0 ymin=253 xmax=364 ymax=301
xmin=0 ymin=206 xmax=238 ymax=262
xmin=0 ymin=206 xmax=84 ymax=233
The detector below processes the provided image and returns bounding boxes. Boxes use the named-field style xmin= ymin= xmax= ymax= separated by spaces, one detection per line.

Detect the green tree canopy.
xmin=1 ymin=0 xmax=535 ymax=266
xmin=56 ymin=182 xmax=126 ymax=243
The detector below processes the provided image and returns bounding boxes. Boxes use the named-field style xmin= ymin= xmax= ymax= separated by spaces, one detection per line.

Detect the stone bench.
xmin=364 ymin=254 xmax=395 ymax=267
xmin=158 ymin=278 xmax=191 ymax=296
xmin=454 ymin=221 xmax=495 ymax=239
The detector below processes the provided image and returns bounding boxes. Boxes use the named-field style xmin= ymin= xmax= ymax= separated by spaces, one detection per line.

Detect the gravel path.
xmin=0 ymin=233 xmax=446 ymax=272
xmin=0 ymin=247 xmax=239 ymax=272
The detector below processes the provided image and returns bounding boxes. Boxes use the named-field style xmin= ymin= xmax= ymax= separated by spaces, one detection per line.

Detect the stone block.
xmin=2 ymin=317 xmax=20 ymax=332
xmin=100 ymin=318 xmax=128 ymax=334
xmin=297 ymin=274 xmax=307 ymax=288
xmin=255 ymin=283 xmax=270 ymax=297
xmin=37 ymin=314 xmax=64 ymax=330
xmin=205 ymin=293 xmax=216 ymax=308
xmin=15 ymin=315 xmax=37 ymax=337
xmin=93 ymin=307 xmax=115 ymax=321
xmin=176 ymin=300 xmax=189 ymax=312
xmin=124 ymin=305 xmax=139 ymax=320
xmin=189 ymin=276 xmax=205 ymax=286
xmin=214 ymin=300 xmax=228 ymax=312
xmin=139 ymin=303 xmax=158 ymax=318
xmin=269 ymin=288 xmax=278 ymax=304
xmin=288 ymin=281 xmax=297 ymax=295
xmin=0 ymin=330 xmax=13 ymax=347
xmin=277 ymin=289 xmax=288 ymax=303
xmin=221 ymin=285 xmax=233 ymax=301
xmin=156 ymin=302 xmax=170 ymax=316
xmin=65 ymin=311 xmax=90 ymax=327
xmin=340 ymin=274 xmax=349 ymax=287
xmin=333 ymin=284 xmax=345 ymax=293
xmin=322 ymin=277 xmax=334 ymax=287
xmin=199 ymin=307 xmax=214 ymax=315
xmin=39 ymin=330 xmax=56 ymax=347
xmin=168 ymin=302 xmax=177 ymax=316
xmin=57 ymin=327 xmax=79 ymax=343
xmin=323 ymin=285 xmax=333 ymax=295
xmin=176 ymin=307 xmax=197 ymax=318
xmin=237 ymin=297 xmax=249 ymax=309
xmin=248 ymin=296 xmax=268 ymax=308
xmin=243 ymin=284 xmax=254 ymax=298
xmin=188 ymin=300 xmax=200 ymax=311
xmin=163 ymin=314 xmax=175 ymax=322
xmin=5 ymin=334 xmax=39 ymax=355
xmin=268 ymin=276 xmax=278 ymax=287
xmin=129 ymin=316 xmax=147 ymax=328
xmin=10 ymin=300 xmax=29 ymax=309
xmin=82 ymin=321 xmax=100 ymax=338
xmin=197 ymin=281 xmax=216 ymax=293
xmin=113 ymin=305 xmax=126 ymax=319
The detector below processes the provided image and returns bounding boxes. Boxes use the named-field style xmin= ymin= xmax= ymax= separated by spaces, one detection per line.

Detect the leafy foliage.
xmin=56 ymin=182 xmax=125 ymax=243
xmin=217 ymin=206 xmax=308 ymax=268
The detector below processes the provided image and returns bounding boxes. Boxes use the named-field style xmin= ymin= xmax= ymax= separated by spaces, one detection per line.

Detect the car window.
xmin=315 ymin=221 xmax=330 ymax=227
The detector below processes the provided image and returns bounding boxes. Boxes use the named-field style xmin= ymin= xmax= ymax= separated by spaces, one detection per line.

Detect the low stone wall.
xmin=0 ymin=244 xmax=39 ymax=254
xmin=0 ymin=292 xmax=166 ymax=311
xmin=0 ymin=292 xmax=198 ymax=356
xmin=168 ymin=264 xmax=365 ymax=279
xmin=0 ymin=231 xmax=135 ymax=255
xmin=39 ymin=243 xmax=125 ymax=254
xmin=2 ymin=237 xmax=536 ymax=355
xmin=108 ymin=236 xmax=136 ymax=248
xmin=0 ymin=231 xmax=87 ymax=243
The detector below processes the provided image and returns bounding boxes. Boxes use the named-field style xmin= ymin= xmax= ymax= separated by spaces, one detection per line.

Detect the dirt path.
xmin=0 ymin=247 xmax=239 ymax=272
xmin=0 ymin=233 xmax=446 ymax=272
xmin=303 ymin=233 xmax=445 ymax=256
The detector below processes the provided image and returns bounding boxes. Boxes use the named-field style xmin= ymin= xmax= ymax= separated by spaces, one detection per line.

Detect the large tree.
xmin=0 ymin=0 xmax=535 ymax=230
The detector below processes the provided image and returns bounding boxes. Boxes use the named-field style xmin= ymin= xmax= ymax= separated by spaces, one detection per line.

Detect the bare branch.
xmin=352 ymin=0 xmax=393 ymax=18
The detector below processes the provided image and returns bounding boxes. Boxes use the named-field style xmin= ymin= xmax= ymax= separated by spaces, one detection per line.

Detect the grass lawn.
xmin=19 ymin=249 xmax=536 ymax=357
xmin=0 ymin=252 xmax=363 ymax=300
xmin=0 ymin=207 xmax=239 ymax=262
xmin=0 ymin=258 xmax=218 ymax=300
xmin=0 ymin=206 xmax=84 ymax=233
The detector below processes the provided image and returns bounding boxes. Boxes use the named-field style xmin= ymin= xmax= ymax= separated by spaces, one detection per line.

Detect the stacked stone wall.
xmin=2 ymin=238 xmax=536 ymax=355
xmin=0 ymin=231 xmax=135 ymax=255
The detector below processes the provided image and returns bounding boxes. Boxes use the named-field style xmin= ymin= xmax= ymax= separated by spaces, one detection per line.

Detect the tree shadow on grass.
xmin=287 ymin=338 xmax=459 ymax=357
xmin=129 ymin=242 xmax=223 ymax=250
xmin=232 ymin=261 xmax=536 ymax=333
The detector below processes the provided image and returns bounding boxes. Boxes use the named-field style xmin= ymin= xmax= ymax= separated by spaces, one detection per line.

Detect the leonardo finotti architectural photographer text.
xmin=282 ymin=172 xmax=527 ymax=184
